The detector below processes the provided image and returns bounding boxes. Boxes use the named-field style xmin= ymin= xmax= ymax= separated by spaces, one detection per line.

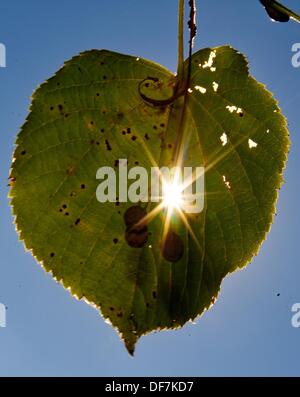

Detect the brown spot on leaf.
xmin=66 ymin=166 xmax=76 ymax=176
xmin=105 ymin=140 xmax=112 ymax=151
xmin=162 ymin=230 xmax=184 ymax=263
xmin=125 ymin=226 xmax=148 ymax=248
xmin=124 ymin=205 xmax=147 ymax=227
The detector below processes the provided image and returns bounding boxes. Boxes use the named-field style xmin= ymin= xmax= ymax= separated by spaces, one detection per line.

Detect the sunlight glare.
xmin=162 ymin=180 xmax=184 ymax=211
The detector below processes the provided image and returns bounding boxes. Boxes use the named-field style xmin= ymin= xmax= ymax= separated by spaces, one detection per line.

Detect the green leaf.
xmin=9 ymin=46 xmax=289 ymax=354
xmin=260 ymin=0 xmax=300 ymax=23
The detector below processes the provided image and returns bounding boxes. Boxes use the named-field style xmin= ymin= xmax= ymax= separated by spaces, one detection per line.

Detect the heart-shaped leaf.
xmin=9 ymin=46 xmax=289 ymax=354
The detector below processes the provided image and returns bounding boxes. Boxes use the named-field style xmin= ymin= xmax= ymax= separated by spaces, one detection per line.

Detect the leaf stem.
xmin=172 ymin=0 xmax=197 ymax=165
xmin=177 ymin=0 xmax=185 ymax=90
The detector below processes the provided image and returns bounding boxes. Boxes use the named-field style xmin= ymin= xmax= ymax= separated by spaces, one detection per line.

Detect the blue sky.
xmin=0 ymin=0 xmax=300 ymax=376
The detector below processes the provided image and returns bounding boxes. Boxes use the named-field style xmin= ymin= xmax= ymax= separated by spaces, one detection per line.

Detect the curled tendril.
xmin=139 ymin=1 xmax=197 ymax=108
xmin=138 ymin=77 xmax=185 ymax=107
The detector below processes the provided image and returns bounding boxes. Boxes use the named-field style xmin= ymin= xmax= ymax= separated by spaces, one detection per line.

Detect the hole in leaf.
xmin=248 ymin=139 xmax=258 ymax=149
xmin=220 ymin=132 xmax=228 ymax=146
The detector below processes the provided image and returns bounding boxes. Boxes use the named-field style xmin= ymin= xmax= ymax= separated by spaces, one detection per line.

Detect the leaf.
xmin=9 ymin=46 xmax=289 ymax=354
xmin=259 ymin=0 xmax=300 ymax=23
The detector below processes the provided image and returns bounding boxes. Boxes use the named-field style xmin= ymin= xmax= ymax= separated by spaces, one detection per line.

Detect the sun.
xmin=162 ymin=179 xmax=184 ymax=211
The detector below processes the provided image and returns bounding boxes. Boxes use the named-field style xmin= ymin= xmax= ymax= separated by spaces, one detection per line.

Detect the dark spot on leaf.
xmin=78 ymin=67 xmax=82 ymax=72
xmin=114 ymin=160 xmax=119 ymax=167
xmin=160 ymin=123 xmax=165 ymax=128
xmin=124 ymin=206 xmax=148 ymax=248
xmin=153 ymin=125 xmax=158 ymax=130
xmin=101 ymin=128 xmax=105 ymax=133
xmin=152 ymin=291 xmax=157 ymax=299
xmin=50 ymin=106 xmax=54 ymax=111
xmin=81 ymin=184 xmax=86 ymax=189
xmin=162 ymin=231 xmax=184 ymax=263
xmin=239 ymin=112 xmax=244 ymax=118
xmin=125 ymin=226 xmax=148 ymax=248
xmin=117 ymin=112 xmax=124 ymax=119
xmin=113 ymin=238 xmax=118 ymax=244
xmin=110 ymin=307 xmax=114 ymax=311
xmin=103 ymin=75 xmax=107 ymax=80
xmin=75 ymin=218 xmax=81 ymax=226
xmin=90 ymin=139 xmax=95 ymax=145
xmin=134 ymin=161 xmax=139 ymax=165
xmin=58 ymin=104 xmax=64 ymax=112
xmin=146 ymin=303 xmax=150 ymax=308
xmin=66 ymin=166 xmax=75 ymax=176
xmin=90 ymin=121 xmax=94 ymax=125
xmin=122 ymin=130 xmax=126 ymax=135
xmin=131 ymin=136 xmax=137 ymax=141
xmin=105 ymin=140 xmax=112 ymax=151
xmin=117 ymin=312 xmax=123 ymax=318
xmin=62 ymin=204 xmax=67 ymax=209
xmin=144 ymin=134 xmax=150 ymax=141
xmin=168 ymin=144 xmax=173 ymax=149
xmin=65 ymin=113 xmax=69 ymax=118
xmin=127 ymin=128 xmax=131 ymax=134
xmin=50 ymin=253 xmax=55 ymax=258
xmin=96 ymin=93 xmax=100 ymax=97
xmin=100 ymin=61 xmax=105 ymax=65
xmin=65 ymin=212 xmax=70 ymax=216
xmin=124 ymin=205 xmax=147 ymax=227
xmin=21 ymin=150 xmax=26 ymax=156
